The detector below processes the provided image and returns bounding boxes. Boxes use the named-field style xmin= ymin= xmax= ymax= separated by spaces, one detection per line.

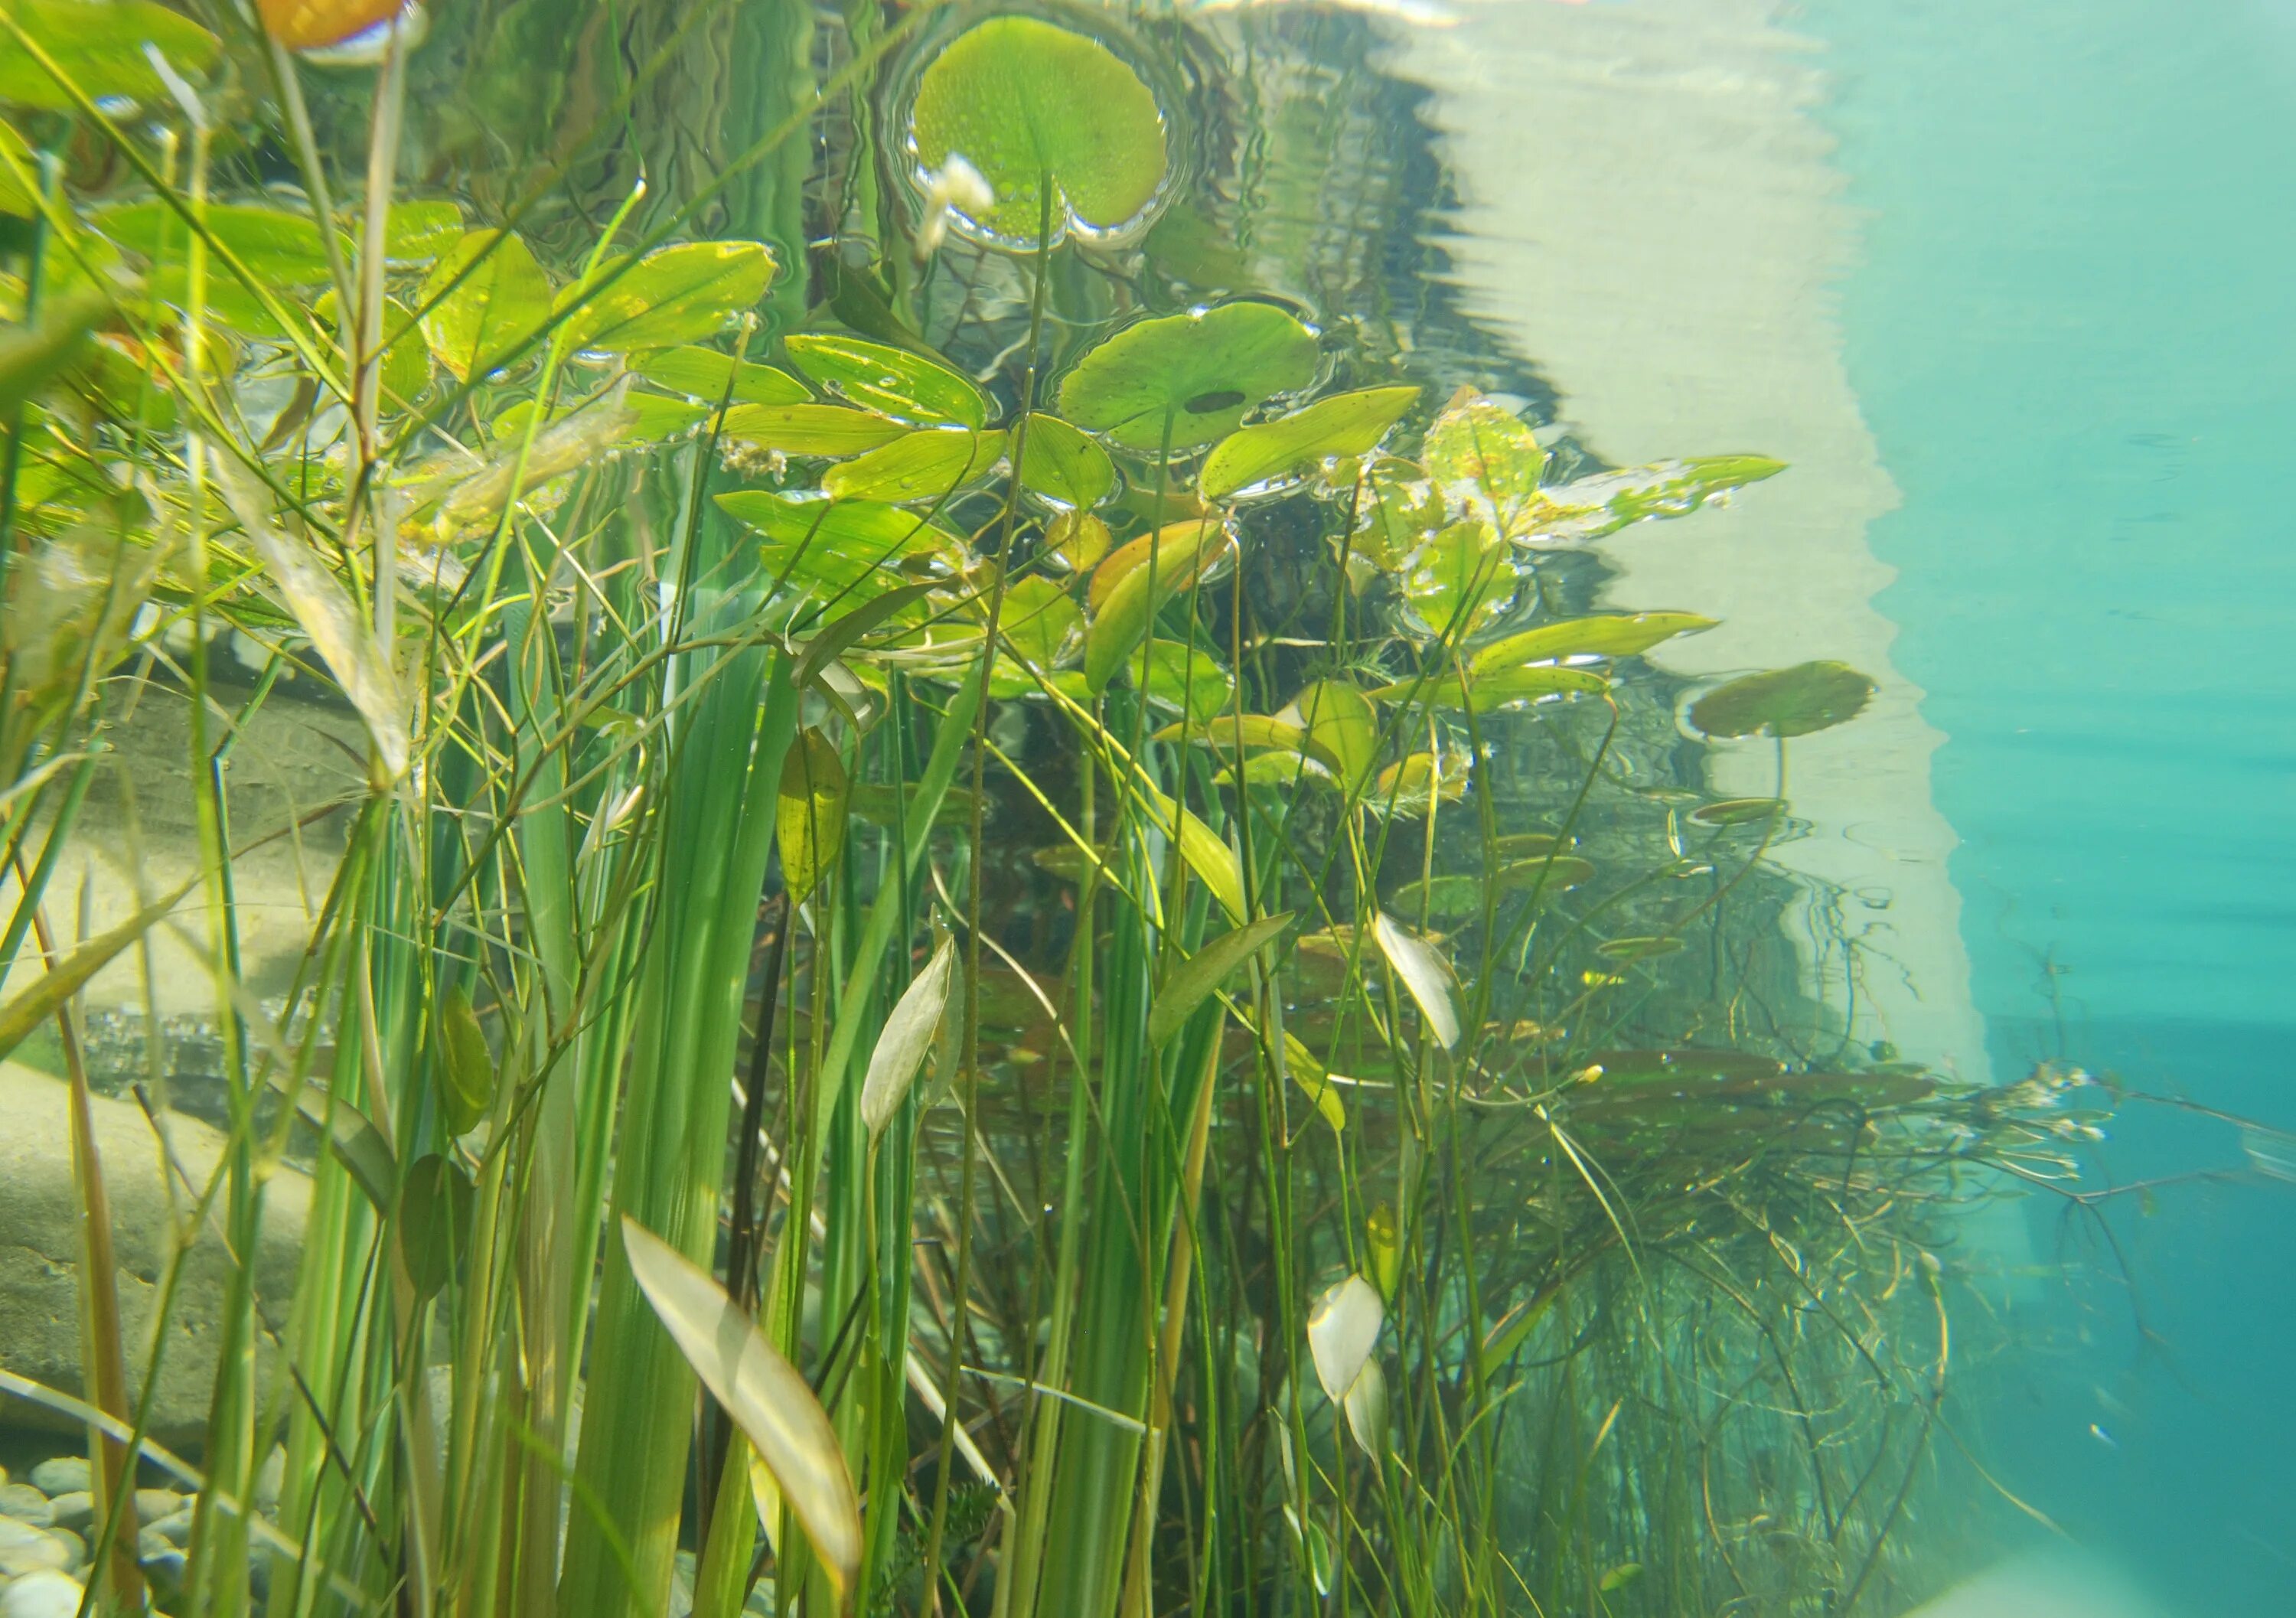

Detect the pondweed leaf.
xmin=1365 ymin=1204 xmax=1401 ymax=1299
xmin=1369 ymin=752 xmax=1465 ymax=818
xmin=421 ymin=396 xmax=644 ymax=535
xmin=1519 ymin=454 xmax=1786 ymax=544
xmin=1280 ymin=679 xmax=1379 ymax=791
xmin=315 ymin=289 xmax=429 ymax=413
xmin=1283 ymin=1035 xmax=1347 ymax=1131
xmin=1306 ymin=1274 xmax=1384 ymax=1403
xmin=718 ymin=493 xmax=966 ymax=601
xmin=1130 ymin=638 xmax=1232 ymax=724
xmin=1342 ymin=1357 xmax=1388 ymax=1457
xmin=1087 ymin=520 xmax=1233 ymax=614
xmin=715 ymin=403 xmax=907 ymax=457
xmin=1596 ymin=935 xmax=1685 ymax=961
xmin=0 ymin=118 xmax=35 ymax=216
xmin=991 ymin=575 xmax=1081 ymax=671
xmin=633 ymin=345 xmax=809 ymax=406
xmin=1046 ymin=508 xmax=1113 ymax=573
xmin=910 ymin=16 xmax=1167 ymax=244
xmin=397 ymin=1153 xmax=473 ymax=1302
xmin=861 ymin=938 xmax=957 ymax=1140
xmin=420 ymin=230 xmax=552 ymax=382
xmin=1469 ymin=611 xmax=1716 ymax=674
xmin=1083 ymin=517 xmax=1228 ymax=693
xmin=0 ymin=0 xmax=220 ymax=110
xmin=1199 ymin=384 xmax=1420 ymax=499
xmin=1391 ymin=856 xmax=1591 ymax=918
xmin=1422 ymin=388 xmax=1545 ymax=517
xmin=776 ymin=726 xmax=849 ymax=908
xmin=1688 ymin=796 xmax=1787 ymax=827
xmin=784 ymin=332 xmax=987 ymax=429
xmin=1148 ymin=912 xmax=1292 ymax=1047
xmin=823 ymin=427 xmax=1006 ymax=503
xmin=0 ymin=295 xmax=99 ymax=416
xmin=1375 ymin=662 xmax=1608 ymax=713
xmin=1373 ymin=912 xmax=1460 ymax=1049
xmin=1018 ymin=412 xmax=1117 ymax=509
xmin=560 ymin=240 xmax=775 ymax=354
xmin=1401 ymin=517 xmax=1512 ymax=641
xmin=437 ymin=984 xmax=494 ymax=1137
xmin=1059 ymin=302 xmax=1318 ymax=452
xmin=1153 ymin=712 xmax=1319 ymax=763
xmin=621 ymin=1218 xmax=863 ymax=1603
xmin=94 ymin=201 xmax=338 ymax=285
xmin=1688 ymin=661 xmax=1877 ymax=739
xmin=258 ymin=0 xmax=400 ymax=51
xmin=1138 ymin=781 xmax=1246 ymax=922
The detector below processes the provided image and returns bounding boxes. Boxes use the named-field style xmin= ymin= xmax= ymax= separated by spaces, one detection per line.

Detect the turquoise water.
xmin=1808 ymin=2 xmax=2296 ymax=1610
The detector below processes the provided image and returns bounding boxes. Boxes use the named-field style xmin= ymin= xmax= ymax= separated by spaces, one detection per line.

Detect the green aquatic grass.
xmin=0 ymin=8 xmax=2112 ymax=1618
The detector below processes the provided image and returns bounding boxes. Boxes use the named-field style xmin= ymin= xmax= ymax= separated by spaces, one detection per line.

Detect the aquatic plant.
xmin=0 ymin=5 xmax=2092 ymax=1618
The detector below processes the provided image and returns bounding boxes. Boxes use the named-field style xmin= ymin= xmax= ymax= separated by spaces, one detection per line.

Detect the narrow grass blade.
xmin=621 ymin=1218 xmax=863 ymax=1601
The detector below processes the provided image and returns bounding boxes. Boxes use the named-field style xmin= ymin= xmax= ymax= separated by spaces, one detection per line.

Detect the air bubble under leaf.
xmin=910 ymin=15 xmax=1168 ymax=245
xmin=1688 ymin=661 xmax=1877 ymax=739
xmin=1059 ymin=302 xmax=1318 ymax=453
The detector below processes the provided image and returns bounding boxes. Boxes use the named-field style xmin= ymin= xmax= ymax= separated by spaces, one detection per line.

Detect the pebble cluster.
xmin=0 ymin=1450 xmax=282 ymax=1618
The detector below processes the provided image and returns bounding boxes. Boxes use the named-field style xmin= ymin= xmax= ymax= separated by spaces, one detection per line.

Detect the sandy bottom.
xmin=1388 ymin=0 xmax=1988 ymax=1080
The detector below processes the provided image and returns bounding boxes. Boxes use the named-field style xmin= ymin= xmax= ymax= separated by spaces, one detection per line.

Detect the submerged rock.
xmin=0 ymin=1570 xmax=85 ymax=1618
xmin=22 ymin=1460 xmax=85 ymax=1499
xmin=0 ymin=1062 xmax=310 ymax=1448
xmin=0 ymin=1488 xmax=50 ymax=1527
xmin=0 ymin=1517 xmax=67 ymax=1577
xmin=40 ymin=1495 xmax=90 ymax=1535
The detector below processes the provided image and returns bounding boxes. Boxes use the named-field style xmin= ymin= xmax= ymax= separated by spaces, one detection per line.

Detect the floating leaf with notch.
xmin=1059 ymin=302 xmax=1318 ymax=452
xmin=784 ymin=333 xmax=987 ymax=429
xmin=1200 ymin=385 xmax=1419 ymax=499
xmin=910 ymin=15 xmax=1168 ymax=243
xmin=1688 ymin=661 xmax=1877 ymax=739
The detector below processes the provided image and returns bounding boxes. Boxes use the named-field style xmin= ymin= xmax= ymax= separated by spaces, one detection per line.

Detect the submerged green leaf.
xmin=910 ymin=16 xmax=1167 ymax=243
xmin=777 ymin=726 xmax=849 ymax=908
xmin=1688 ymin=661 xmax=1877 ymax=739
xmin=437 ymin=984 xmax=494 ymax=1137
xmin=1372 ymin=912 xmax=1460 ymax=1049
xmin=1059 ymin=302 xmax=1319 ymax=452
xmin=862 ymin=938 xmax=957 ymax=1140
xmin=0 ymin=0 xmax=220 ymax=111
xmin=420 ymin=230 xmax=553 ymax=382
xmin=823 ymin=428 xmax=1006 ymax=504
xmin=1199 ymin=384 xmax=1419 ymax=499
xmin=1017 ymin=412 xmax=1116 ymax=509
xmin=1148 ymin=912 xmax=1291 ymax=1047
xmin=784 ymin=333 xmax=987 ymax=429
xmin=1422 ymin=389 xmax=1545 ymax=517
xmin=1083 ymin=517 xmax=1228 ymax=693
xmin=1469 ymin=611 xmax=1716 ymax=674
xmin=1281 ymin=679 xmax=1379 ymax=791
xmin=0 ymin=295 xmax=99 ymax=416
xmin=1374 ymin=663 xmax=1609 ymax=713
xmin=719 ymin=493 xmax=966 ymax=599
xmin=1400 ymin=517 xmax=1513 ymax=641
xmin=1130 ymin=638 xmax=1232 ymax=724
xmin=398 ymin=1153 xmax=474 ymax=1302
xmin=561 ymin=240 xmax=775 ymax=354
xmin=1306 ymin=1274 xmax=1384 ymax=1402
xmin=634 ymin=345 xmax=808 ymax=406
xmin=716 ymin=402 xmax=907 ymax=456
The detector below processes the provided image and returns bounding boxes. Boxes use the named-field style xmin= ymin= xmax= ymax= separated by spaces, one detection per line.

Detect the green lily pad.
xmin=1017 ymin=412 xmax=1116 ymax=509
xmin=823 ymin=428 xmax=1006 ymax=504
xmin=1199 ymin=384 xmax=1420 ymax=499
xmin=1058 ymin=302 xmax=1318 ymax=452
xmin=559 ymin=240 xmax=775 ymax=354
xmin=715 ymin=403 xmax=908 ymax=457
xmin=1521 ymin=455 xmax=1786 ymax=544
xmin=718 ymin=492 xmax=966 ymax=602
xmin=0 ymin=0 xmax=220 ymax=110
xmin=420 ymin=230 xmax=553 ymax=381
xmin=1400 ymin=517 xmax=1514 ymax=641
xmin=634 ymin=345 xmax=809 ymax=406
xmin=1468 ymin=611 xmax=1716 ymax=674
xmin=1688 ymin=661 xmax=1877 ymax=739
xmin=1128 ymin=638 xmax=1232 ymax=724
xmin=1422 ymin=389 xmax=1544 ymax=517
xmin=909 ymin=15 xmax=1167 ymax=244
xmin=784 ymin=333 xmax=988 ymax=429
xmin=1373 ymin=663 xmax=1608 ymax=713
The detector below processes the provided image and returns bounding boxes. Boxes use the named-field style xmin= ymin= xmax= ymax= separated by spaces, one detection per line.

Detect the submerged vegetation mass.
xmin=0 ymin=2 xmax=2114 ymax=1616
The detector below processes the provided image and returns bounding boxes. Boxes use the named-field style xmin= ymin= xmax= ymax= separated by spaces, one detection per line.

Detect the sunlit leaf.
xmin=634 ymin=345 xmax=808 ymax=406
xmin=379 ymin=200 xmax=464 ymax=266
xmin=1365 ymin=1204 xmax=1401 ymax=1299
xmin=316 ymin=289 xmax=429 ymax=413
xmin=420 ymin=229 xmax=552 ymax=382
xmin=715 ymin=402 xmax=907 ymax=457
xmin=1368 ymin=752 xmax=1465 ymax=818
xmin=861 ymin=938 xmax=957 ymax=1140
xmin=823 ymin=427 xmax=1006 ymax=504
xmin=1083 ymin=516 xmax=1228 ymax=694
xmin=1468 ymin=611 xmax=1716 ymax=674
xmin=777 ymin=726 xmax=849 ymax=907
xmin=1200 ymin=385 xmax=1418 ymax=500
xmin=1280 ymin=679 xmax=1379 ymax=791
xmin=1372 ymin=663 xmax=1607 ymax=713
xmin=436 ymin=984 xmax=494 ymax=1137
xmin=993 ymin=574 xmax=1081 ymax=674
xmin=1688 ymin=661 xmax=1876 ymax=739
xmin=1018 ymin=412 xmax=1116 ymax=508
xmin=910 ymin=15 xmax=1167 ymax=244
xmin=1137 ymin=781 xmax=1245 ymax=922
xmin=1086 ymin=520 xmax=1233 ymax=615
xmin=561 ymin=240 xmax=775 ymax=354
xmin=718 ymin=493 xmax=967 ymax=601
xmin=1422 ymin=388 xmax=1544 ymax=517
xmin=0 ymin=0 xmax=220 ymax=111
xmin=1130 ymin=638 xmax=1231 ymax=724
xmin=1153 ymin=712 xmax=1319 ymax=762
xmin=784 ymin=332 xmax=987 ymax=429
xmin=1283 ymin=1033 xmax=1347 ymax=1131
xmin=1306 ymin=1274 xmax=1384 ymax=1402
xmin=1372 ymin=912 xmax=1459 ymax=1049
xmin=1045 ymin=508 xmax=1112 ymax=573
xmin=1148 ymin=912 xmax=1290 ymax=1047
xmin=1342 ymin=1357 xmax=1388 ymax=1457
xmin=1401 ymin=517 xmax=1512 ymax=641
xmin=1521 ymin=454 xmax=1786 ymax=544
xmin=1059 ymin=302 xmax=1318 ymax=452
xmin=621 ymin=1218 xmax=863 ymax=1602
xmin=1600 ymin=1564 xmax=1645 ymax=1594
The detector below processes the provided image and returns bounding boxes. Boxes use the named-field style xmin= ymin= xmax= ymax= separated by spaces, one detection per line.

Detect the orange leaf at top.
xmin=258 ymin=0 xmax=403 ymax=50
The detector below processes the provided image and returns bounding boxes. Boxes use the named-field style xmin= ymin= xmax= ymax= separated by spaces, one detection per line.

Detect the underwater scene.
xmin=0 ymin=0 xmax=2286 ymax=1615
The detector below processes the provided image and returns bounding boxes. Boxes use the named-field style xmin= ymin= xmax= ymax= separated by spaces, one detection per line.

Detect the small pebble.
xmin=41 ymin=1496 xmax=91 ymax=1536
xmin=0 ymin=1489 xmax=49 ymax=1528
xmin=147 ymin=1510 xmax=192 ymax=1549
xmin=0 ymin=1516 xmax=67 ymax=1577
xmin=132 ymin=1489 xmax=182 ymax=1524
xmin=254 ymin=1446 xmax=285 ymax=1516
xmin=135 ymin=1525 xmax=174 ymax=1564
xmin=25 ymin=1461 xmax=87 ymax=1499
xmin=1 ymin=1570 xmax=86 ymax=1618
xmin=139 ymin=1548 xmax=188 ymax=1606
xmin=44 ymin=1529 xmax=85 ymax=1572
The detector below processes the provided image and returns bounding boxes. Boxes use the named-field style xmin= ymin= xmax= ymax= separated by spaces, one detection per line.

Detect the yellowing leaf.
xmin=1373 ymin=912 xmax=1460 ymax=1050
xmin=621 ymin=1219 xmax=863 ymax=1602
xmin=1084 ymin=517 xmax=1228 ymax=694
xmin=861 ymin=938 xmax=957 ymax=1140
xmin=1137 ymin=781 xmax=1245 ymax=922
xmin=776 ymin=727 xmax=849 ymax=907
xmin=1467 ymin=611 xmax=1716 ymax=674
xmin=561 ymin=240 xmax=775 ymax=354
xmin=1306 ymin=1274 xmax=1383 ymax=1403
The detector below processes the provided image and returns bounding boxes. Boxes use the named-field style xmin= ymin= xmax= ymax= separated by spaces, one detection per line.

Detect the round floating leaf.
xmin=1059 ymin=302 xmax=1318 ymax=452
xmin=420 ymin=230 xmax=552 ymax=382
xmin=1688 ymin=661 xmax=1877 ymax=739
xmin=1422 ymin=388 xmax=1545 ymax=517
xmin=1688 ymin=796 xmax=1787 ymax=828
xmin=823 ymin=428 xmax=1006 ymax=504
xmin=634 ymin=346 xmax=809 ymax=406
xmin=1200 ymin=385 xmax=1420 ymax=500
xmin=910 ymin=16 xmax=1168 ymax=243
xmin=0 ymin=0 xmax=220 ymax=110
xmin=777 ymin=727 xmax=849 ymax=908
xmin=1018 ymin=413 xmax=1116 ymax=509
xmin=560 ymin=240 xmax=775 ymax=354
xmin=1469 ymin=611 xmax=1716 ymax=675
xmin=259 ymin=0 xmax=399 ymax=50
xmin=784 ymin=333 xmax=988 ymax=429
xmin=715 ymin=403 xmax=908 ymax=457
